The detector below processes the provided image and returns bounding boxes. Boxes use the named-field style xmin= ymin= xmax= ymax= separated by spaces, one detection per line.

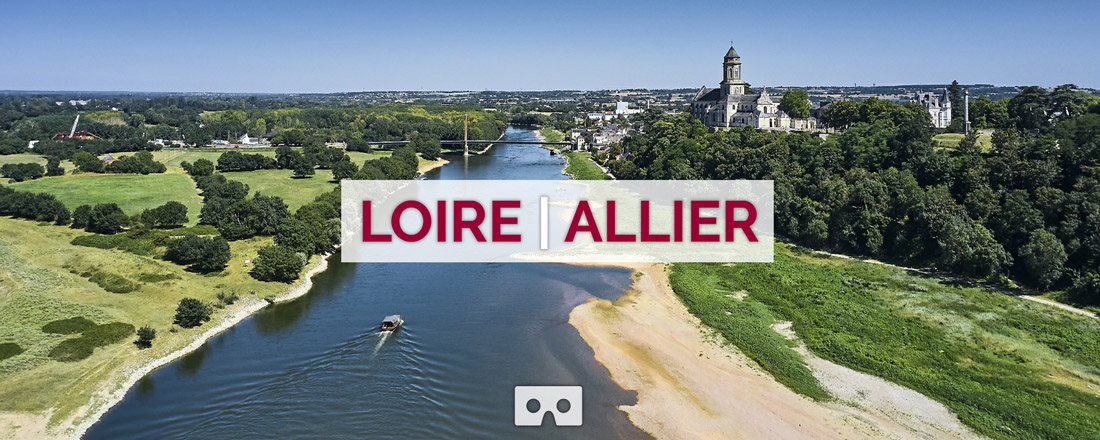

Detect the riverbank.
xmin=568 ymin=263 xmax=982 ymax=440
xmin=64 ymin=252 xmax=332 ymax=440
xmin=416 ymin=157 xmax=449 ymax=175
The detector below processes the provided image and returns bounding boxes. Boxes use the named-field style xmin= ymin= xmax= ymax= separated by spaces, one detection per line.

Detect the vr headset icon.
xmin=514 ymin=386 xmax=583 ymax=426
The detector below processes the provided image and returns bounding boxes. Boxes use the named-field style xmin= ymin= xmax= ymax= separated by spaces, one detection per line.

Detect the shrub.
xmin=88 ymin=271 xmax=139 ymax=293
xmin=46 ymin=321 xmax=134 ymax=362
xmin=216 ymin=291 xmax=239 ymax=306
xmin=174 ymin=298 xmax=212 ymax=328
xmin=48 ymin=338 xmax=95 ymax=362
xmin=82 ymin=322 xmax=135 ymax=346
xmin=42 ymin=317 xmax=97 ymax=334
xmin=71 ymin=233 xmax=157 ymax=256
xmin=135 ymin=326 xmax=156 ymax=349
xmin=136 ymin=272 xmax=181 ymax=283
xmin=0 ymin=343 xmax=24 ymax=362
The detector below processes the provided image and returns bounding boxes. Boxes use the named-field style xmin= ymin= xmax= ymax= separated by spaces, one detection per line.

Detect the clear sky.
xmin=1 ymin=0 xmax=1097 ymax=92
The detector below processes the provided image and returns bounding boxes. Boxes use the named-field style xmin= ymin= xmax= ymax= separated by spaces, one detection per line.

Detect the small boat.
xmin=380 ymin=315 xmax=403 ymax=332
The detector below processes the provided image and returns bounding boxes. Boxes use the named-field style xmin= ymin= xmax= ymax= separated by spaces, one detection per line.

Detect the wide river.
xmin=84 ymin=127 xmax=651 ymax=439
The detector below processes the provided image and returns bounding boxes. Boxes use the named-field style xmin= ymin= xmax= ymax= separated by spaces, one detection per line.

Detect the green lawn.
xmin=10 ymin=173 xmax=203 ymax=224
xmin=218 ymin=169 xmax=337 ymax=211
xmin=563 ymin=151 xmax=609 ymax=180
xmin=0 ymin=216 xmax=319 ymax=427
xmin=671 ymin=244 xmax=1100 ymax=440
xmin=934 ymin=133 xmax=992 ymax=151
xmin=539 ymin=127 xmax=565 ymax=143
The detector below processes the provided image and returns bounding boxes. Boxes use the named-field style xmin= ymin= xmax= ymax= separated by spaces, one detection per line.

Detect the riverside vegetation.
xmin=0 ymin=103 xmax=472 ymax=434
xmin=670 ymin=244 xmax=1100 ymax=439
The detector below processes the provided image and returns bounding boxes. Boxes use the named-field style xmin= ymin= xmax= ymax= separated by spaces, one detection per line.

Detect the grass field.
xmin=10 ymin=173 xmax=204 ymax=225
xmin=0 ymin=216 xmax=319 ymax=427
xmin=934 ymin=133 xmax=993 ymax=151
xmin=671 ymin=244 xmax=1100 ymax=440
xmin=563 ymin=151 xmax=609 ymax=180
xmin=152 ymin=148 xmax=390 ymax=170
xmin=0 ymin=155 xmax=77 ymax=184
xmin=221 ymin=169 xmax=338 ymax=211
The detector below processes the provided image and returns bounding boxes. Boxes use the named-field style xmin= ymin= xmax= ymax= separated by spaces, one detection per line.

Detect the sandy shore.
xmin=61 ymin=253 xmax=333 ymax=440
xmin=569 ymin=263 xmax=983 ymax=440
xmin=417 ymin=158 xmax=449 ymax=175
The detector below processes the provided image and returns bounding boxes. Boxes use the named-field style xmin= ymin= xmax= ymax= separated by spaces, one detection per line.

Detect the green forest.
xmin=0 ymin=96 xmax=505 ymax=157
xmin=605 ymin=86 xmax=1100 ymax=303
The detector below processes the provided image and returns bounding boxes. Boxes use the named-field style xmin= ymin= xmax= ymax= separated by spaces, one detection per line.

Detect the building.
xmin=614 ymin=101 xmax=643 ymax=116
xmin=690 ymin=45 xmax=817 ymax=131
xmin=52 ymin=131 xmax=96 ymax=140
xmin=239 ymin=133 xmax=261 ymax=145
xmin=912 ymin=90 xmax=952 ymax=129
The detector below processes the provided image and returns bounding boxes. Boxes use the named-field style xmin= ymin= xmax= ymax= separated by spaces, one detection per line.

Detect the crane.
xmin=69 ymin=114 xmax=80 ymax=138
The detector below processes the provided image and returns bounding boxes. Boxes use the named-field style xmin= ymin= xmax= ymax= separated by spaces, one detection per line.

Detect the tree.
xmin=290 ymin=151 xmax=314 ymax=178
xmin=70 ymin=151 xmax=104 ymax=173
xmin=105 ymin=151 xmax=166 ymax=174
xmin=393 ymin=145 xmax=419 ymax=171
xmin=173 ymin=298 xmax=211 ymax=328
xmin=331 ymin=159 xmax=358 ymax=181
xmin=164 ymin=235 xmax=231 ymax=272
xmin=45 ymin=157 xmax=65 ymax=176
xmin=1018 ymin=229 xmax=1067 ymax=288
xmin=948 ymin=80 xmax=964 ymax=127
xmin=410 ymin=133 xmax=442 ymax=160
xmin=141 ymin=201 xmax=188 ymax=228
xmin=275 ymin=146 xmax=295 ymax=169
xmin=135 ymin=326 xmax=155 ymax=349
xmin=252 ymin=118 xmax=267 ymax=139
xmin=1 ymin=163 xmax=45 ymax=182
xmin=778 ymin=89 xmax=811 ymax=119
xmin=86 ymin=203 xmax=128 ymax=234
xmin=217 ymin=151 xmax=276 ymax=171
xmin=250 ymin=245 xmax=306 ymax=282
xmin=71 ymin=204 xmax=92 ymax=229
xmin=1008 ymin=86 xmax=1050 ymax=132
xmin=183 ymin=158 xmax=215 ymax=177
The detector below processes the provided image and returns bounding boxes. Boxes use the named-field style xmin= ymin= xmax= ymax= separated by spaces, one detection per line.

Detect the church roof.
xmin=724 ymin=46 xmax=740 ymax=59
xmin=695 ymin=88 xmax=721 ymax=102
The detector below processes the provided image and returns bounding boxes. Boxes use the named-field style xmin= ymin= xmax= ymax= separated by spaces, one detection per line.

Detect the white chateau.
xmin=912 ymin=90 xmax=952 ymax=129
xmin=691 ymin=45 xmax=816 ymax=131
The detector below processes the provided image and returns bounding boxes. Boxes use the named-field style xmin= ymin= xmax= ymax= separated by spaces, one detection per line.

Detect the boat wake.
xmin=373 ymin=331 xmax=391 ymax=354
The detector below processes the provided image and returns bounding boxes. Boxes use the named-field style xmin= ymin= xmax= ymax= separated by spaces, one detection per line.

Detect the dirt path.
xmin=570 ymin=263 xmax=985 ymax=440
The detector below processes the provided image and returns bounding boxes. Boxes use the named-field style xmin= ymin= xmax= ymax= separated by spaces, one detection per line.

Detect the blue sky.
xmin=1 ymin=0 xmax=1097 ymax=92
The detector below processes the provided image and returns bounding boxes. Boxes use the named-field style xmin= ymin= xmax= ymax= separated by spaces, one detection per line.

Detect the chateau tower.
xmin=721 ymin=45 xmax=746 ymax=96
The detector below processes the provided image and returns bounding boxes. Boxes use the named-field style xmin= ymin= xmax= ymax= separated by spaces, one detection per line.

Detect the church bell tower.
xmin=721 ymin=45 xmax=745 ymax=96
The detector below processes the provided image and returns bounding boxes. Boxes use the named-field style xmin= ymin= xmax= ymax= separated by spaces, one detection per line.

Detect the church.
xmin=690 ymin=45 xmax=817 ymax=131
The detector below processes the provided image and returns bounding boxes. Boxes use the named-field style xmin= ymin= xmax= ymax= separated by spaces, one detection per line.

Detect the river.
xmin=84 ymin=127 xmax=652 ymax=439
